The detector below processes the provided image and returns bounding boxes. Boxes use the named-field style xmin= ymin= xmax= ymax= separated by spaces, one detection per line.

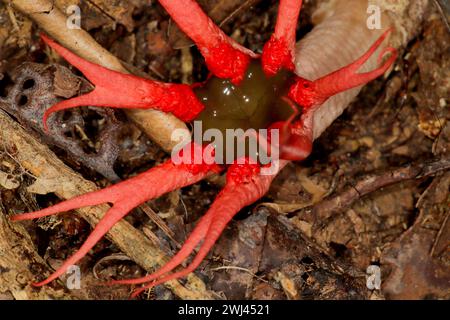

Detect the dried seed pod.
xmin=0 ymin=62 xmax=122 ymax=181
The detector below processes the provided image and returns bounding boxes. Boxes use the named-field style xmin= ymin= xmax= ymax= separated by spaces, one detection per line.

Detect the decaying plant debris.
xmin=0 ymin=63 xmax=122 ymax=181
xmin=0 ymin=0 xmax=449 ymax=300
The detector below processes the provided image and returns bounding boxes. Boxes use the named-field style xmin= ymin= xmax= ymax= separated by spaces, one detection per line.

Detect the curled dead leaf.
xmin=0 ymin=170 xmax=20 ymax=189
xmin=26 ymin=176 xmax=68 ymax=195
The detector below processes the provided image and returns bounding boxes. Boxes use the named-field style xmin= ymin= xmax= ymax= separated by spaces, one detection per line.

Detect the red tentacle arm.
xmin=108 ymin=159 xmax=287 ymax=297
xmin=261 ymin=0 xmax=303 ymax=76
xmin=157 ymin=0 xmax=256 ymax=84
xmin=268 ymin=96 xmax=313 ymax=161
xmin=288 ymin=28 xmax=398 ymax=109
xmin=272 ymin=29 xmax=397 ymax=161
xmin=107 ymin=204 xmax=215 ymax=287
xmin=11 ymin=143 xmax=222 ymax=287
xmin=41 ymin=34 xmax=203 ymax=131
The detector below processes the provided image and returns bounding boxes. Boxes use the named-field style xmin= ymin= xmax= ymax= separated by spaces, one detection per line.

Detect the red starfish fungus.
xmin=11 ymin=0 xmax=397 ymax=297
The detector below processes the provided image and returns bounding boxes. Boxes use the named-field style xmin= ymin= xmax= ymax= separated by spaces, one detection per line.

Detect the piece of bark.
xmin=0 ymin=109 xmax=213 ymax=300
xmin=381 ymin=172 xmax=450 ymax=299
xmin=210 ymin=209 xmax=269 ymax=299
xmin=258 ymin=215 xmax=367 ymax=300
xmin=4 ymin=0 xmax=189 ymax=152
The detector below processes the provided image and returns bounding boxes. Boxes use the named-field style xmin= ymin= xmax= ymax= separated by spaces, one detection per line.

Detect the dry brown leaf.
xmin=0 ymin=170 xmax=20 ymax=189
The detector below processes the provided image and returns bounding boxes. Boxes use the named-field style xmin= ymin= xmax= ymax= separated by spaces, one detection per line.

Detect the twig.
xmin=139 ymin=203 xmax=181 ymax=248
xmin=210 ymin=266 xmax=268 ymax=283
xmin=433 ymin=0 xmax=450 ymax=32
xmin=430 ymin=210 xmax=449 ymax=257
xmin=302 ymin=158 xmax=450 ymax=224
